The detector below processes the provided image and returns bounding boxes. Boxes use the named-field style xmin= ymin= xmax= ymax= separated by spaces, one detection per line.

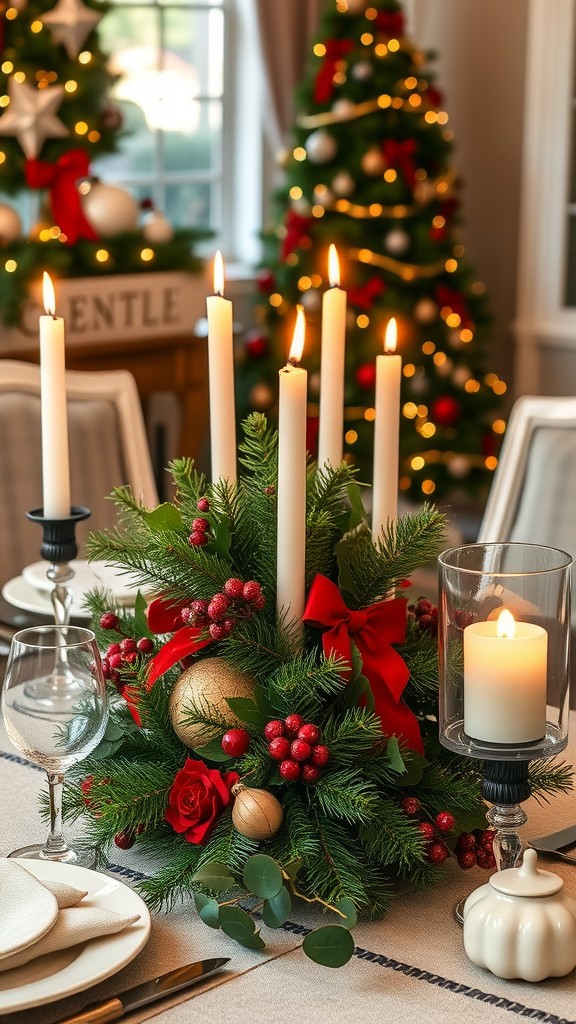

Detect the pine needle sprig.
xmin=195 ymin=812 xmax=259 ymax=876
xmin=305 ymin=463 xmax=359 ymax=585
xmin=402 ymin=628 xmax=440 ymax=703
xmin=528 ymin=760 xmax=574 ymax=803
xmin=237 ymin=412 xmax=278 ymax=478
xmin=266 ymin=652 xmax=346 ymax=719
xmin=137 ymin=843 xmax=203 ymax=913
xmin=360 ymin=797 xmax=429 ymax=870
xmin=320 ymin=708 xmax=384 ymax=764
xmin=314 ymin=769 xmax=380 ymax=825
xmin=169 ymin=457 xmax=207 ymax=526
xmin=304 ymin=811 xmax=372 ymax=912
xmin=268 ymin=791 xmax=322 ymax=865
xmin=220 ymin=613 xmax=300 ymax=680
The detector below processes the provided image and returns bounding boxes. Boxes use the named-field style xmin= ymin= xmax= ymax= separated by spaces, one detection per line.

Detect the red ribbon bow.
xmin=348 ymin=275 xmax=386 ymax=311
xmin=375 ymin=11 xmax=405 ymax=37
xmin=303 ymin=575 xmax=423 ymax=753
xmin=435 ymin=284 xmax=471 ymax=327
xmin=382 ymin=138 xmax=418 ymax=189
xmin=25 ymin=149 xmax=98 ymax=245
xmin=314 ymin=38 xmax=354 ymax=104
xmin=281 ymin=208 xmax=312 ymax=262
xmin=145 ymin=595 xmax=212 ymax=690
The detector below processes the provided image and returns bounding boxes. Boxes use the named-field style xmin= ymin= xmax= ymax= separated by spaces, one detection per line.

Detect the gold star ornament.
xmin=40 ymin=0 xmax=102 ymax=60
xmin=0 ymin=79 xmax=69 ymax=158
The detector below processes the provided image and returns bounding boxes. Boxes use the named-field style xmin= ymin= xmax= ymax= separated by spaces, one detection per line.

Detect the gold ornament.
xmin=361 ymin=146 xmax=384 ymax=177
xmin=169 ymin=657 xmax=255 ymax=748
xmin=0 ymin=79 xmax=68 ymax=159
xmin=40 ymin=0 xmax=102 ymax=60
xmin=80 ymin=181 xmax=140 ymax=237
xmin=232 ymin=784 xmax=283 ymax=840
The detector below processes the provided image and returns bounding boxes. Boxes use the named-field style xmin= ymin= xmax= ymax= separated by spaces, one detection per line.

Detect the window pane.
xmin=164 ymin=180 xmax=213 ymax=230
xmin=162 ymin=99 xmax=222 ymax=173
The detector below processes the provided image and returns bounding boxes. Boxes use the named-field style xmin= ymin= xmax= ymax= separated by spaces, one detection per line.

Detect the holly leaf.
xmin=385 ymin=736 xmax=405 ymax=774
xmin=350 ymin=641 xmax=363 ymax=682
xmin=192 ymin=737 xmax=233 ymax=763
xmin=334 ymin=897 xmax=357 ymax=930
xmin=243 ymin=854 xmax=283 ymax=899
xmin=253 ymin=684 xmax=273 ymax=718
xmin=192 ymin=861 xmax=235 ymax=892
xmin=226 ymin=698 xmax=265 ymax=728
xmin=207 ymin=516 xmax=232 ymax=558
xmin=194 ymin=893 xmax=220 ymax=928
xmin=262 ymin=885 xmax=291 ymax=928
xmin=347 ymin=482 xmax=366 ymax=530
xmin=133 ymin=591 xmax=151 ymax=637
xmin=140 ymin=502 xmax=183 ymax=533
xmin=219 ymin=906 xmax=265 ymax=948
xmin=455 ymin=808 xmax=488 ymax=833
xmin=342 ymin=671 xmax=374 ymax=712
xmin=395 ymin=750 xmax=426 ymax=787
xmin=302 ymin=926 xmax=355 ymax=968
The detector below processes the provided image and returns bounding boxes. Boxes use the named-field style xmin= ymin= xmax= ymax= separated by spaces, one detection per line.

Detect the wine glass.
xmin=1 ymin=624 xmax=108 ymax=868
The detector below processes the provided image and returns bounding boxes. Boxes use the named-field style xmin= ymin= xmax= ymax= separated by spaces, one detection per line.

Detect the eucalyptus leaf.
xmin=282 ymin=858 xmax=303 ymax=881
xmin=194 ymin=893 xmax=220 ymax=928
xmin=219 ymin=905 xmax=261 ymax=946
xmin=226 ymin=698 xmax=266 ymax=728
xmin=386 ymin=736 xmax=405 ymax=774
xmin=193 ymin=861 xmax=235 ymax=892
xmin=262 ymin=885 xmax=291 ymax=928
xmin=302 ymin=925 xmax=355 ymax=968
xmin=243 ymin=854 xmax=283 ymax=899
xmin=141 ymin=502 xmax=183 ymax=533
xmin=334 ymin=897 xmax=357 ymax=929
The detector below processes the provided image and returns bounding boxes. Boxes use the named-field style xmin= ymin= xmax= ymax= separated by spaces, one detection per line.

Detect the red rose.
xmin=165 ymin=758 xmax=238 ymax=844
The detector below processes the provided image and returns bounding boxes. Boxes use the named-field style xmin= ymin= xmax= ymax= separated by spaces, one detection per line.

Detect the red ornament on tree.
xmin=245 ymin=330 xmax=268 ymax=359
xmin=431 ymin=395 xmax=461 ymax=427
xmin=355 ymin=362 xmax=376 ymax=391
xmin=257 ymin=268 xmax=276 ymax=293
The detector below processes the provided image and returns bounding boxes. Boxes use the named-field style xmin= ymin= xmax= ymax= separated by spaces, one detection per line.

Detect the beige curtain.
xmin=255 ymin=0 xmax=324 ymax=151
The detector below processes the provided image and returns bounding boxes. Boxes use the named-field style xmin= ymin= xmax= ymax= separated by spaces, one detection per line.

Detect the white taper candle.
xmin=39 ymin=272 xmax=71 ymax=519
xmin=318 ymin=244 xmax=346 ymax=469
xmin=372 ymin=317 xmax=401 ymax=543
xmin=206 ymin=251 xmax=237 ymax=483
xmin=277 ymin=305 xmax=307 ymax=625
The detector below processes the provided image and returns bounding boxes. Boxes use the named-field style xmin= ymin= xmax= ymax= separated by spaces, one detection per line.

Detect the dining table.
xmin=0 ymin=704 xmax=575 ymax=1024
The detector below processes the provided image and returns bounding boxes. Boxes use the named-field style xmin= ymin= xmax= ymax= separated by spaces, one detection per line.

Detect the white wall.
xmin=411 ymin=0 xmax=528 ymax=390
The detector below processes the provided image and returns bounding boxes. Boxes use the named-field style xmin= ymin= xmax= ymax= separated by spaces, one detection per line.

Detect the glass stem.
xmin=486 ymin=801 xmax=528 ymax=870
xmin=42 ymin=772 xmax=70 ymax=859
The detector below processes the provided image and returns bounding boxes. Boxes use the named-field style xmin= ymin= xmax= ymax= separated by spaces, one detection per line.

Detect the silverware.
xmin=530 ymin=824 xmax=576 ymax=864
xmin=53 ymin=956 xmax=231 ymax=1024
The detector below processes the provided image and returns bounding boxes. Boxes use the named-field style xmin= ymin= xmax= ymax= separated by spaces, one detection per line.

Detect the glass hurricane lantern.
xmin=438 ymin=543 xmax=571 ymax=894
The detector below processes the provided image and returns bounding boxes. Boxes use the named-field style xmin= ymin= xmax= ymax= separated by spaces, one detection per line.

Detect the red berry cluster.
xmin=455 ymin=830 xmax=496 ymax=870
xmin=407 ymin=597 xmax=438 ymax=638
xmin=401 ymin=797 xmax=455 ymax=864
xmin=189 ymin=498 xmax=212 ymax=546
xmin=264 ymin=715 xmax=330 ymax=784
xmin=182 ymin=579 xmax=266 ymax=642
xmin=99 ymin=612 xmax=154 ymax=692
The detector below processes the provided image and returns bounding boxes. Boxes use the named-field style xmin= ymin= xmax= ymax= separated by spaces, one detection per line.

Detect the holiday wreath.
xmin=68 ymin=415 xmax=572 ymax=967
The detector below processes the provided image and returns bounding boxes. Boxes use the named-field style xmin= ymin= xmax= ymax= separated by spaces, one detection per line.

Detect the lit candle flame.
xmin=213 ymin=250 xmax=225 ymax=297
xmin=288 ymin=304 xmax=306 ymax=364
xmin=497 ymin=608 xmax=516 ymax=639
xmin=328 ymin=243 xmax=340 ymax=288
xmin=42 ymin=271 xmax=56 ymax=317
xmin=384 ymin=317 xmax=397 ymax=353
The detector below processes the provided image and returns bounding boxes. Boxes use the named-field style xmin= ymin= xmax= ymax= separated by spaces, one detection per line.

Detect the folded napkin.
xmin=0 ymin=860 xmax=140 ymax=972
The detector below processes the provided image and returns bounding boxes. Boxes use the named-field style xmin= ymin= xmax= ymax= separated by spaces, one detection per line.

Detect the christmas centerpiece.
xmin=69 ymin=414 xmax=571 ymax=968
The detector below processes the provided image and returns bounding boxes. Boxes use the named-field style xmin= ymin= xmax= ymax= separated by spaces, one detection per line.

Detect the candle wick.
xmin=287 ymin=357 xmax=299 ymax=368
xmin=214 ymin=290 xmax=223 ymax=298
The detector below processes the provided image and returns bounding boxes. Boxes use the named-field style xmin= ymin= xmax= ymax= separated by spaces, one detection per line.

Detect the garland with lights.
xmin=64 ymin=415 xmax=572 ymax=967
xmin=0 ymin=0 xmax=205 ymax=324
xmin=235 ymin=0 xmax=506 ymax=503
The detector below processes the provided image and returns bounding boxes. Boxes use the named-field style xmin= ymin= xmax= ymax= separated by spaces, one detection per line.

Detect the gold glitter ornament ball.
xmin=232 ymin=785 xmax=284 ymax=840
xmin=169 ymin=657 xmax=255 ymax=748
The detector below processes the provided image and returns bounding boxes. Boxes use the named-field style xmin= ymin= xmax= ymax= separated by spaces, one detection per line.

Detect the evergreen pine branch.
xmin=314 ymin=770 xmax=380 ymax=825
xmin=267 ymin=790 xmax=322 ymax=865
xmin=220 ymin=614 xmax=300 ymax=680
xmin=169 ymin=457 xmax=207 ymax=527
xmin=303 ymin=811 xmax=373 ymax=913
xmin=528 ymin=760 xmax=574 ymax=803
xmin=196 ymin=811 xmax=259 ymax=875
xmin=337 ymin=505 xmax=446 ymax=608
xmin=402 ymin=627 xmax=440 ymax=704
xmin=320 ymin=708 xmax=385 ymax=765
xmin=266 ymin=652 xmax=347 ymax=719
xmin=137 ymin=842 xmax=203 ymax=913
xmin=305 ymin=463 xmax=359 ymax=585
xmin=235 ymin=739 xmax=275 ymax=787
xmin=237 ymin=413 xmax=278 ymax=478
xmin=360 ymin=797 xmax=429 ymax=870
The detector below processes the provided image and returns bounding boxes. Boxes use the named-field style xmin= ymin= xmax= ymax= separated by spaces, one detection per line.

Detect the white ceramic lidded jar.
xmin=462 ymin=848 xmax=576 ymax=982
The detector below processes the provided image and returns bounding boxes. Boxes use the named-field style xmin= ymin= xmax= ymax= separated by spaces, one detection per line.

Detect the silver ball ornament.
xmin=409 ymin=375 xmax=430 ymax=396
xmin=249 ymin=382 xmax=275 ymax=411
xmin=414 ymin=297 xmax=438 ymax=324
xmin=447 ymin=455 xmax=471 ymax=480
xmin=142 ymin=210 xmax=174 ymax=243
xmin=452 ymin=366 xmax=472 ymax=387
xmin=301 ymin=289 xmax=322 ymax=314
xmin=305 ymin=129 xmax=337 ymax=165
xmin=352 ymin=60 xmax=373 ymax=81
xmin=384 ymin=228 xmax=410 ymax=256
xmin=291 ymin=197 xmax=312 ymax=217
xmin=332 ymin=98 xmax=356 ymax=120
xmin=332 ymin=170 xmax=355 ymax=197
xmin=361 ymin=146 xmax=384 ymax=176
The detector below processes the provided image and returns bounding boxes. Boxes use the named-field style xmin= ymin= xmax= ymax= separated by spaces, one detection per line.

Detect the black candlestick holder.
xmin=27 ymin=507 xmax=91 ymax=626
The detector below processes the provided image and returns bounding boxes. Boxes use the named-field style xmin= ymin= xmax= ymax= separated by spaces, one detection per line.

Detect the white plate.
xmin=22 ymin=560 xmax=150 ymax=606
xmin=0 ymin=860 xmax=151 ymax=1015
xmin=1 ymin=577 xmax=90 ymax=620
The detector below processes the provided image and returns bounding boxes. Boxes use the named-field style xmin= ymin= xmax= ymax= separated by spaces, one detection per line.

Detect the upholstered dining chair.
xmin=0 ymin=360 xmax=159 ymax=590
xmin=477 ymin=395 xmax=576 ymax=558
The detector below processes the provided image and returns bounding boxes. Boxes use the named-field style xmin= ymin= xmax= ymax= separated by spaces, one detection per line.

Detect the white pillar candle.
xmin=318 ymin=244 xmax=346 ymax=470
xmin=372 ymin=317 xmax=401 ymax=543
xmin=40 ymin=272 xmax=71 ymax=519
xmin=463 ymin=609 xmax=548 ymax=744
xmin=277 ymin=305 xmax=307 ymax=624
xmin=206 ymin=250 xmax=237 ymax=483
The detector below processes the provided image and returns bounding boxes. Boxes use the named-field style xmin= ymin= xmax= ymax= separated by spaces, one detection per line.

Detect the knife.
xmin=530 ymin=824 xmax=576 ymax=864
xmin=53 ymin=957 xmax=231 ymax=1024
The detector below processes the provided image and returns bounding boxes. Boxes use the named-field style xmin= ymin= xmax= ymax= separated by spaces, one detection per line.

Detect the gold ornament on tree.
xmin=80 ymin=180 xmax=140 ymax=236
xmin=169 ymin=657 xmax=255 ymax=748
xmin=0 ymin=79 xmax=68 ymax=159
xmin=231 ymin=784 xmax=283 ymax=840
xmin=40 ymin=0 xmax=102 ymax=60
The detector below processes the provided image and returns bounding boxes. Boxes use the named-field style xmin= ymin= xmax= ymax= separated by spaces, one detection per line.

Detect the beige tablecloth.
xmin=1 ymin=719 xmax=576 ymax=1024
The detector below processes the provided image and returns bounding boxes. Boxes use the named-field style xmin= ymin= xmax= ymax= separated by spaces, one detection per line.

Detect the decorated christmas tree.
xmin=237 ymin=0 xmax=506 ymax=503
xmin=0 ymin=0 xmax=204 ymax=325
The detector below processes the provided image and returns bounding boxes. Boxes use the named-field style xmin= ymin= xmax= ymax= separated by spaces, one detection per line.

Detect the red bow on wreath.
xmin=281 ymin=208 xmax=312 ymax=262
xmin=303 ymin=575 xmax=423 ymax=753
xmin=435 ymin=284 xmax=471 ymax=327
xmin=348 ymin=275 xmax=386 ymax=311
xmin=145 ymin=595 xmax=212 ymax=690
xmin=382 ymin=138 xmax=417 ymax=189
xmin=314 ymin=38 xmax=354 ymax=104
xmin=375 ymin=11 xmax=405 ymax=37
xmin=25 ymin=149 xmax=98 ymax=245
